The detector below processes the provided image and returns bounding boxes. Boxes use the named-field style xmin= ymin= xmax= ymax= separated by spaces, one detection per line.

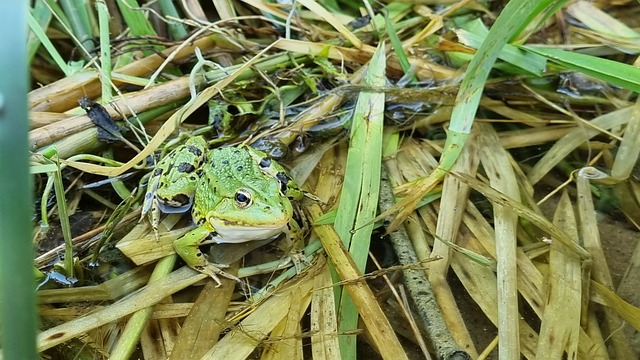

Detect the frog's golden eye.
xmin=234 ymin=189 xmax=252 ymax=208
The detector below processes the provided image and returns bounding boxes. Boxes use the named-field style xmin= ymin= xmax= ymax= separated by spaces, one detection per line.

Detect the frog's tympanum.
xmin=141 ymin=136 xmax=303 ymax=285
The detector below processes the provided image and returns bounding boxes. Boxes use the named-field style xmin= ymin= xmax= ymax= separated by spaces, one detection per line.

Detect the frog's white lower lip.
xmin=208 ymin=219 xmax=287 ymax=244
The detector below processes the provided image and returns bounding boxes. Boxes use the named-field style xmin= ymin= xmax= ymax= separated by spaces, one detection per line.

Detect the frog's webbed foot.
xmin=282 ymin=251 xmax=310 ymax=274
xmin=196 ymin=263 xmax=243 ymax=287
xmin=175 ymin=226 xmax=246 ymax=287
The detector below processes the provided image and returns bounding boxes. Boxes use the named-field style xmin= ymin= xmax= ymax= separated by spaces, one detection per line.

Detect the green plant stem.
xmin=0 ymin=1 xmax=38 ymax=358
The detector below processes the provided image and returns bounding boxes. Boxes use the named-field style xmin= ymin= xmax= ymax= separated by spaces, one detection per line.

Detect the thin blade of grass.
xmin=115 ymin=0 xmax=156 ymax=37
xmin=262 ymin=278 xmax=314 ymax=360
xmin=310 ymin=264 xmax=341 ymax=360
xmin=52 ymin=156 xmax=75 ymax=278
xmin=576 ymin=171 xmax=636 ymax=358
xmin=455 ymin=20 xmax=547 ymax=76
xmin=566 ymin=1 xmax=639 ymax=38
xmin=477 ymin=123 xmax=521 ymax=358
xmin=523 ymin=46 xmax=640 ymax=92
xmin=427 ymin=133 xmax=479 ymax=355
xmin=332 ymin=43 xmax=386 ymax=359
xmin=296 ymin=0 xmax=361 ymax=48
xmin=96 ymin=0 xmax=112 ymax=101
xmin=27 ymin=11 xmax=71 ymax=76
xmin=591 ymin=280 xmax=640 ymax=331
xmin=611 ymin=102 xmax=640 ymax=179
xmin=384 ymin=11 xmax=414 ymax=81
xmin=27 ymin=1 xmax=53 ymax=63
xmin=536 ymin=191 xmax=581 ymax=358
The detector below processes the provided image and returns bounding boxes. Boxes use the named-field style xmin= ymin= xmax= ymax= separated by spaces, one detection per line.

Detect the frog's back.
xmin=204 ymin=146 xmax=258 ymax=182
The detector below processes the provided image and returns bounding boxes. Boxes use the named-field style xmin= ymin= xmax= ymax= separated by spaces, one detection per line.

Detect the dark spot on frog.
xmin=237 ymin=165 xmax=243 ymax=172
xmin=222 ymin=160 xmax=229 ymax=165
xmin=153 ymin=168 xmax=163 ymax=176
xmin=177 ymin=162 xmax=195 ymax=173
xmin=145 ymin=192 xmax=153 ymax=200
xmin=196 ymin=169 xmax=204 ymax=177
xmin=187 ymin=145 xmax=203 ymax=157
xmin=234 ymin=149 xmax=241 ymax=154
xmin=264 ymin=205 xmax=271 ymax=211
xmin=276 ymin=172 xmax=289 ymax=184
xmin=276 ymin=172 xmax=289 ymax=194
xmin=259 ymin=158 xmax=271 ymax=168
xmin=189 ymin=175 xmax=196 ymax=181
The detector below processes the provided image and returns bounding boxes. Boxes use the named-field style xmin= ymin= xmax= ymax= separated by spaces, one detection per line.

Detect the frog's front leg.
xmin=174 ymin=225 xmax=242 ymax=286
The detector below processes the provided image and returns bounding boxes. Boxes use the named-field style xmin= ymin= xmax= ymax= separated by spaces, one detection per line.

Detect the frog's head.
xmin=204 ymin=183 xmax=294 ymax=243
xmin=192 ymin=148 xmax=296 ymax=244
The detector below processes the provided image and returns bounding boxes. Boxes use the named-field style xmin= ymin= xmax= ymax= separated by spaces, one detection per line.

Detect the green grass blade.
xmin=383 ymin=11 xmax=415 ymax=82
xmin=97 ymin=0 xmax=113 ymax=101
xmin=114 ymin=0 xmax=159 ymax=67
xmin=0 ymin=2 xmax=38 ymax=358
xmin=157 ymin=0 xmax=188 ymax=40
xmin=27 ymin=0 xmax=53 ymax=63
xmin=52 ymin=156 xmax=75 ymax=279
xmin=59 ymin=0 xmax=95 ymax=53
xmin=116 ymin=0 xmax=157 ymax=37
xmin=523 ymin=46 xmax=640 ymax=92
xmin=27 ymin=11 xmax=71 ymax=76
xmin=333 ymin=43 xmax=386 ymax=359
xmin=456 ymin=19 xmax=547 ymax=76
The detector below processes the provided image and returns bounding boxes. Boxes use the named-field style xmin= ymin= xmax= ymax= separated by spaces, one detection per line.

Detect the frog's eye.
xmin=234 ymin=189 xmax=252 ymax=208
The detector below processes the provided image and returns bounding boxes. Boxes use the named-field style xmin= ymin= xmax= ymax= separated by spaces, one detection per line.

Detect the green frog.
xmin=141 ymin=136 xmax=304 ymax=285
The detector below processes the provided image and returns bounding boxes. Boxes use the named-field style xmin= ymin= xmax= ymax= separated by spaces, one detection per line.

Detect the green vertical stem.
xmin=96 ymin=0 xmax=112 ymax=101
xmin=0 ymin=1 xmax=38 ymax=358
xmin=52 ymin=158 xmax=75 ymax=278
xmin=59 ymin=0 xmax=94 ymax=53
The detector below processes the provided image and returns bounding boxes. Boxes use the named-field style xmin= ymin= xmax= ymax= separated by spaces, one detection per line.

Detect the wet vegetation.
xmin=25 ymin=0 xmax=640 ymax=359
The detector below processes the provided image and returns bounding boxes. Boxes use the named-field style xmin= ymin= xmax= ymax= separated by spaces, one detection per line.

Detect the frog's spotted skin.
xmin=141 ymin=136 xmax=303 ymax=285
xmin=246 ymin=147 xmax=304 ymax=201
xmin=141 ymin=136 xmax=208 ymax=238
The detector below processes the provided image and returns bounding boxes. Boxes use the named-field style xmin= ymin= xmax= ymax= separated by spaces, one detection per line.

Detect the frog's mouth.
xmin=208 ymin=219 xmax=288 ymax=244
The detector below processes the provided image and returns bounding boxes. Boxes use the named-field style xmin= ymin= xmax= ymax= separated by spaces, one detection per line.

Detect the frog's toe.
xmin=198 ymin=263 xmax=242 ymax=287
xmin=283 ymin=251 xmax=309 ymax=274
